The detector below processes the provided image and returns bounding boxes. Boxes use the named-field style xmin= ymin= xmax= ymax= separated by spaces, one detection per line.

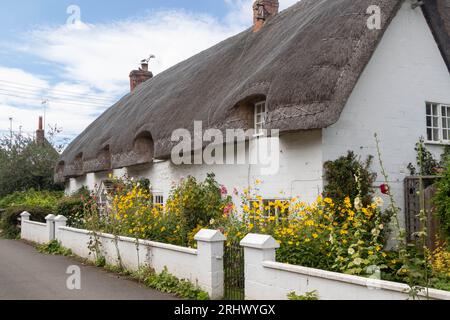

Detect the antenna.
xmin=42 ymin=99 xmax=49 ymax=133
xmin=141 ymin=54 xmax=156 ymax=65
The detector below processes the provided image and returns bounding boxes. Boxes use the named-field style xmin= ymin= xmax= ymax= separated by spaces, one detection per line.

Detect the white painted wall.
xmin=67 ymin=130 xmax=324 ymax=205
xmin=241 ymin=234 xmax=450 ymax=300
xmin=323 ymin=2 xmax=450 ymax=226
xmin=21 ymin=220 xmax=49 ymax=244
xmin=55 ymin=226 xmax=226 ymax=299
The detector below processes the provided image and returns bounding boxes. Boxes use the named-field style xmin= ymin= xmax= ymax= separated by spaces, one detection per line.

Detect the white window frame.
xmin=426 ymin=102 xmax=450 ymax=144
xmin=153 ymin=191 xmax=164 ymax=207
xmin=250 ymin=198 xmax=290 ymax=219
xmin=254 ymin=101 xmax=267 ymax=136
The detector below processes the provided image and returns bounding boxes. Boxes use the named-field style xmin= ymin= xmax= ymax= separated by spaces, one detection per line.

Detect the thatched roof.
xmin=56 ymin=0 xmax=450 ymax=182
xmin=422 ymin=0 xmax=450 ymax=73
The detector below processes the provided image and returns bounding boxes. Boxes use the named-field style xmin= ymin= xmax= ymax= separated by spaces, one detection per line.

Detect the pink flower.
xmin=220 ymin=185 xmax=228 ymax=196
xmin=223 ymin=203 xmax=233 ymax=217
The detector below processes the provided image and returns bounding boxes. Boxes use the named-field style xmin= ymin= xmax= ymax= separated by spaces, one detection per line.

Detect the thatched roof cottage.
xmin=57 ymin=0 xmax=450 ymax=223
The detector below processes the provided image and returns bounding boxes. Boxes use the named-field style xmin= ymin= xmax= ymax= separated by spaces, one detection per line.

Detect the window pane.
xmin=427 ymin=116 xmax=432 ymax=127
xmin=426 ymin=103 xmax=431 ymax=115
xmin=433 ymin=117 xmax=439 ymax=127
xmin=433 ymin=104 xmax=438 ymax=115
xmin=442 ymin=106 xmax=447 ymax=117
xmin=443 ymin=118 xmax=448 ymax=129
xmin=433 ymin=129 xmax=439 ymax=141
xmin=444 ymin=130 xmax=448 ymax=140
xmin=256 ymin=114 xmax=262 ymax=123
xmin=427 ymin=128 xmax=433 ymax=141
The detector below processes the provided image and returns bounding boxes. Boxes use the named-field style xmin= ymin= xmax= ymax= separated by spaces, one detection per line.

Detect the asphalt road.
xmin=0 ymin=239 xmax=178 ymax=300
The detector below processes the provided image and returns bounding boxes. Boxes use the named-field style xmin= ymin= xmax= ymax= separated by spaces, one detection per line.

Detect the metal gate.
xmin=223 ymin=242 xmax=245 ymax=300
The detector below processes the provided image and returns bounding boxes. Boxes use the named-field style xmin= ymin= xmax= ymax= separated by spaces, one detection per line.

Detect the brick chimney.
xmin=253 ymin=0 xmax=279 ymax=32
xmin=36 ymin=116 xmax=45 ymax=145
xmin=129 ymin=60 xmax=153 ymax=92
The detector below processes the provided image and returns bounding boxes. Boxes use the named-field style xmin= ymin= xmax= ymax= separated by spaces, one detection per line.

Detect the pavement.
xmin=0 ymin=239 xmax=178 ymax=300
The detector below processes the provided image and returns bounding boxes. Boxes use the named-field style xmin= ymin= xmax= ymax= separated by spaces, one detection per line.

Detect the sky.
xmin=0 ymin=0 xmax=299 ymax=144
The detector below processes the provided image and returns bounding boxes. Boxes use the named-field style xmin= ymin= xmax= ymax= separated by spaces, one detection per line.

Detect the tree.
xmin=0 ymin=126 xmax=65 ymax=197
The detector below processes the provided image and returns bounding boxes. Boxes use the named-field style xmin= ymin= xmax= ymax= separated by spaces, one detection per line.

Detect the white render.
xmin=323 ymin=2 xmax=450 ymax=224
xmin=65 ymin=3 xmax=450 ymax=224
xmin=240 ymin=234 xmax=450 ymax=300
xmin=67 ymin=130 xmax=324 ymax=204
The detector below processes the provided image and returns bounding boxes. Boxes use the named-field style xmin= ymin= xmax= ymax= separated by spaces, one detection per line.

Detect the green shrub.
xmin=0 ymin=189 xmax=63 ymax=211
xmin=132 ymin=267 xmax=209 ymax=300
xmin=166 ymin=173 xmax=230 ymax=244
xmin=37 ymin=240 xmax=72 ymax=256
xmin=323 ymin=151 xmax=377 ymax=206
xmin=287 ymin=291 xmax=319 ymax=300
xmin=56 ymin=197 xmax=85 ymax=228
xmin=0 ymin=205 xmax=53 ymax=239
xmin=433 ymin=160 xmax=450 ymax=241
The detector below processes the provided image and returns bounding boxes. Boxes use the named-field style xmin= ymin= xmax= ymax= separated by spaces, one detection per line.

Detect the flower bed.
xmin=74 ymin=174 xmax=449 ymax=293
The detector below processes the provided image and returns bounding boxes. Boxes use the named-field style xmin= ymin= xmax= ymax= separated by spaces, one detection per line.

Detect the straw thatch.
xmin=56 ymin=0 xmax=450 ymax=182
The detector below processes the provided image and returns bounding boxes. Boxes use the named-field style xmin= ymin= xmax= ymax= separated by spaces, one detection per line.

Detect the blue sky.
xmin=0 ymin=0 xmax=298 ymax=143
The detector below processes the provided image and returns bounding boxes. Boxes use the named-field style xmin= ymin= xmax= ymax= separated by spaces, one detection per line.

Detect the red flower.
xmin=380 ymin=184 xmax=390 ymax=195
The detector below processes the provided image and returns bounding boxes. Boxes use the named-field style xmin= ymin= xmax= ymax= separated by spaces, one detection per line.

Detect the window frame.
xmin=152 ymin=191 xmax=164 ymax=207
xmin=426 ymin=102 xmax=450 ymax=144
xmin=254 ymin=101 xmax=267 ymax=136
xmin=250 ymin=198 xmax=290 ymax=220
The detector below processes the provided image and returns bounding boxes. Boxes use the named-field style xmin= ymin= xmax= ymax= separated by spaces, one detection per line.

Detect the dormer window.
xmin=254 ymin=101 xmax=267 ymax=136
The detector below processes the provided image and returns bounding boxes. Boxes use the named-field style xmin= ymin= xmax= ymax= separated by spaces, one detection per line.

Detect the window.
xmin=250 ymin=198 xmax=290 ymax=220
xmin=254 ymin=101 xmax=267 ymax=136
xmin=153 ymin=192 xmax=164 ymax=207
xmin=96 ymin=179 xmax=115 ymax=213
xmin=426 ymin=102 xmax=450 ymax=143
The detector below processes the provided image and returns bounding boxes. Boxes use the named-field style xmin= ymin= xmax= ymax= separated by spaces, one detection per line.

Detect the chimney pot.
xmin=141 ymin=61 xmax=149 ymax=72
xmin=129 ymin=63 xmax=153 ymax=93
xmin=253 ymin=0 xmax=279 ymax=32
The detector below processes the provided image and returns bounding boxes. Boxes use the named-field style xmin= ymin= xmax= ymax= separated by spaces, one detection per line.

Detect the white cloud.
xmin=1 ymin=0 xmax=301 ymax=142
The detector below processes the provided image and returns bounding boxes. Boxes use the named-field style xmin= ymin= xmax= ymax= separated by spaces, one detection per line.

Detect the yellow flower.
xmin=312 ymin=233 xmax=318 ymax=239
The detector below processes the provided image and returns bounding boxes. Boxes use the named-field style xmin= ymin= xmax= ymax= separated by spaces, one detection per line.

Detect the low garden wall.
xmin=241 ymin=234 xmax=450 ymax=300
xmin=55 ymin=226 xmax=225 ymax=299
xmin=20 ymin=211 xmax=53 ymax=244
xmin=20 ymin=212 xmax=226 ymax=299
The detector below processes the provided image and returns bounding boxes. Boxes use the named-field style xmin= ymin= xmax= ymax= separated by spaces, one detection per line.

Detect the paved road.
xmin=0 ymin=239 xmax=178 ymax=300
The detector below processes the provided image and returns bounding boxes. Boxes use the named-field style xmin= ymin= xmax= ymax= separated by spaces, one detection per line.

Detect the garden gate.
xmin=223 ymin=242 xmax=245 ymax=300
xmin=404 ymin=176 xmax=441 ymax=248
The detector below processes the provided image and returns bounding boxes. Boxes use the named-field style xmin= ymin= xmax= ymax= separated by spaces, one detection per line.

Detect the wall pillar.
xmin=194 ymin=229 xmax=226 ymax=299
xmin=54 ymin=215 xmax=68 ymax=241
xmin=20 ymin=211 xmax=31 ymax=239
xmin=240 ymin=233 xmax=280 ymax=299
xmin=45 ymin=214 xmax=56 ymax=241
